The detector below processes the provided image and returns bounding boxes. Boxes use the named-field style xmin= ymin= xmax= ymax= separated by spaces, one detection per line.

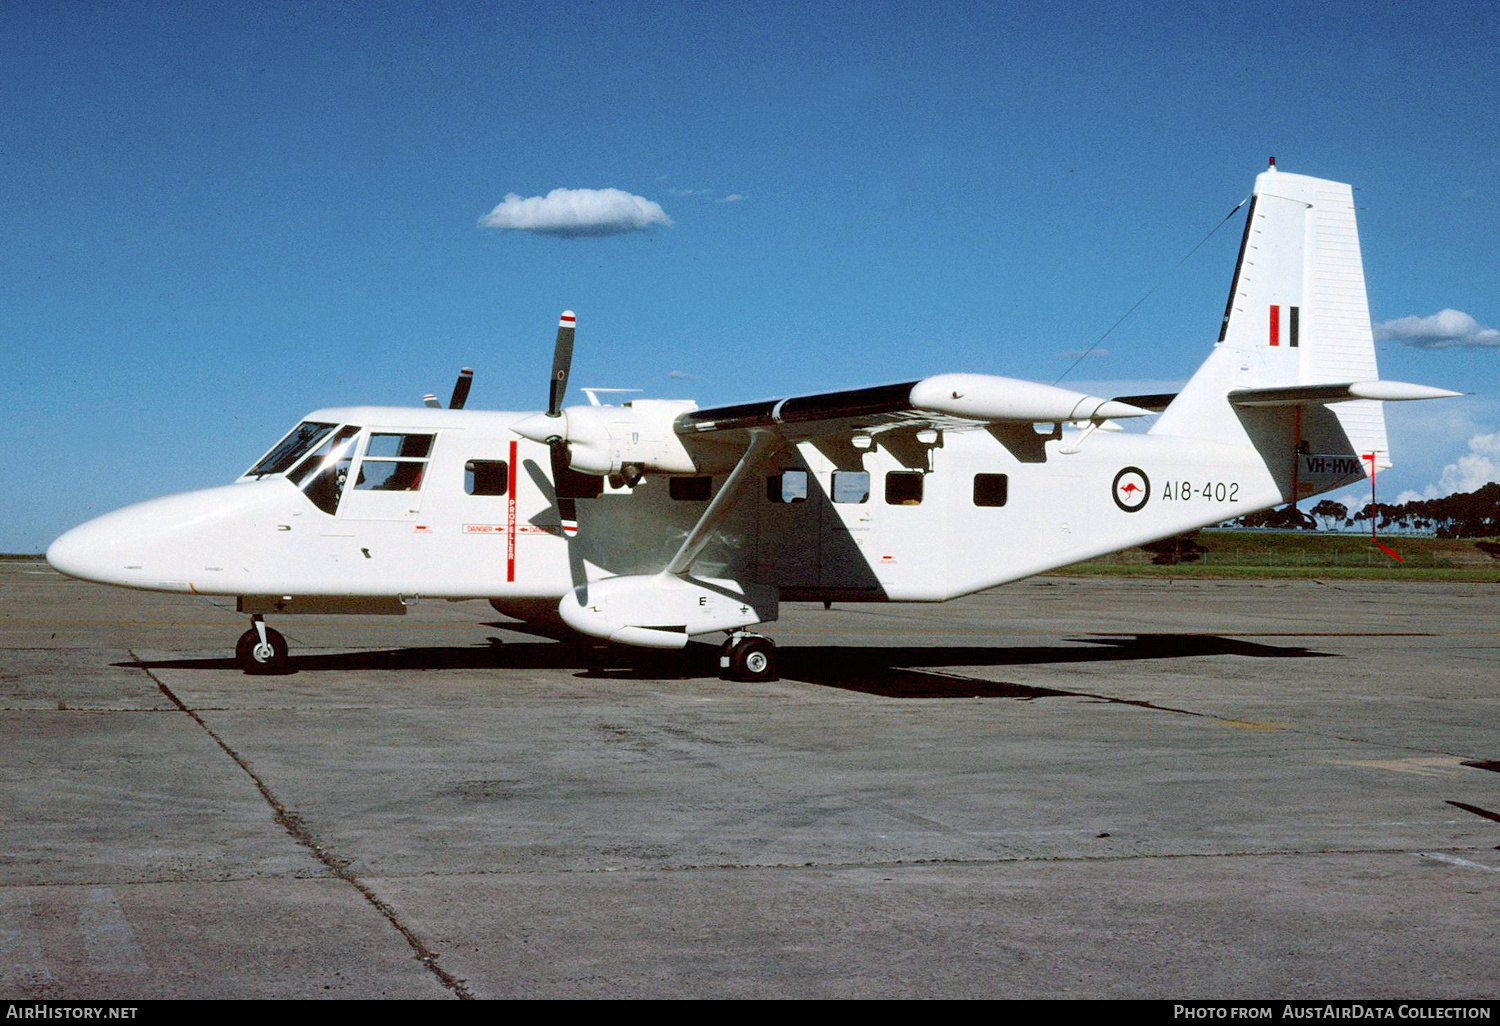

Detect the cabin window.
xmin=465 ymin=460 xmax=509 ymax=496
xmin=767 ymin=470 xmax=808 ymax=503
xmin=831 ymin=471 xmax=870 ymax=504
xmin=885 ymin=471 xmax=923 ymax=505
xmin=287 ymin=425 xmax=360 ymax=515
xmin=973 ymin=473 xmax=1009 ymax=507
xmin=356 ymin=433 xmax=435 ymax=492
xmin=670 ymin=476 xmax=712 ymax=501
xmin=248 ymin=421 xmax=336 ymax=478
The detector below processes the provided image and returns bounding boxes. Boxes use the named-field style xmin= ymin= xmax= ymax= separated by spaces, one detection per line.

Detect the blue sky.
xmin=4 ymin=0 xmax=1498 ymax=550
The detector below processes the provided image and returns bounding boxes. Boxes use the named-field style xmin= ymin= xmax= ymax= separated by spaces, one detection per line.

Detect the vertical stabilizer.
xmin=1153 ymin=164 xmax=1389 ymax=467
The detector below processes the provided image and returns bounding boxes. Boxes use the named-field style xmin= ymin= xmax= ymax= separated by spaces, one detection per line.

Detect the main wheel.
xmin=236 ymin=626 xmax=289 ymax=675
xmin=727 ymin=636 xmax=778 ymax=682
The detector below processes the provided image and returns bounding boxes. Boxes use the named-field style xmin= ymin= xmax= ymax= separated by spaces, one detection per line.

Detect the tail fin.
xmin=1152 ymin=163 xmax=1390 ymax=468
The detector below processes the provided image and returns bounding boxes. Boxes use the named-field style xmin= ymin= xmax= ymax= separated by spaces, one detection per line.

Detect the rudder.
xmin=1153 ymin=163 xmax=1389 ymax=470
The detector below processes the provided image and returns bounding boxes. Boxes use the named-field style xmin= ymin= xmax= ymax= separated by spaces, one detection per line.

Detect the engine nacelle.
xmin=513 ymin=400 xmax=701 ymax=477
xmin=558 ymin=575 xmax=779 ymax=650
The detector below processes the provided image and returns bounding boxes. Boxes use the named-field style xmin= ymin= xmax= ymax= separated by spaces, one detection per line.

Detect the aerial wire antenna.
xmin=1053 ymin=192 xmax=1251 ymax=386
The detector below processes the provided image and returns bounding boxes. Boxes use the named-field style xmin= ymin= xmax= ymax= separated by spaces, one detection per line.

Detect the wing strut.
xmin=661 ymin=430 xmax=780 ymax=578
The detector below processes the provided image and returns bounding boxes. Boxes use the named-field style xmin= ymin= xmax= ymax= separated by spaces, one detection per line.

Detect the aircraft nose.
xmin=46 ymin=483 xmax=270 ymax=591
xmin=47 ymin=517 xmax=127 ymax=586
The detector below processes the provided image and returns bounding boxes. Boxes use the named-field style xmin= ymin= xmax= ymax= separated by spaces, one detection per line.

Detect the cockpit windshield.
xmin=287 ymin=425 xmax=361 ymax=515
xmin=247 ymin=422 xmax=337 ymax=478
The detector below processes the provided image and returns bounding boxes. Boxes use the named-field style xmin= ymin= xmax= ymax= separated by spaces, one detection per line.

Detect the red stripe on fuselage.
xmin=1269 ymin=304 xmax=1280 ymax=346
xmin=506 ymin=440 xmax=518 ymax=582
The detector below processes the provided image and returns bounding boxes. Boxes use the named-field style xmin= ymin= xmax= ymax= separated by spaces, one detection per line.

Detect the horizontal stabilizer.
xmin=1228 ymin=380 xmax=1462 ymax=407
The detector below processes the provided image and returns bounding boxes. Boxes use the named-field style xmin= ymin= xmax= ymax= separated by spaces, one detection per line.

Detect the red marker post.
xmin=1363 ymin=452 xmax=1403 ymax=563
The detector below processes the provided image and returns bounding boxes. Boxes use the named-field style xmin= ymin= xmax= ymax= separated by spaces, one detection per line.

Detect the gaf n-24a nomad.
xmin=48 ymin=165 xmax=1459 ymax=679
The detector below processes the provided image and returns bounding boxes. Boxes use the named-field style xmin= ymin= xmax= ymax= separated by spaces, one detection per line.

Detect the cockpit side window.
xmin=355 ymin=433 xmax=435 ymax=492
xmin=288 ymin=425 xmax=360 ymax=515
xmin=365 ymin=433 xmax=433 ymax=459
xmin=247 ymin=421 xmax=336 ymax=478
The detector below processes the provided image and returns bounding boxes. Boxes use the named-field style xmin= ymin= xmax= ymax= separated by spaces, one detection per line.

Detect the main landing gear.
xmin=719 ymin=631 xmax=778 ymax=682
xmin=236 ymin=615 xmax=289 ymax=675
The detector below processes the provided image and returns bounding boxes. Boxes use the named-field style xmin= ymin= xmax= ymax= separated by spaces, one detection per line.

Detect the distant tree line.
xmin=1228 ymin=482 xmax=1500 ymax=538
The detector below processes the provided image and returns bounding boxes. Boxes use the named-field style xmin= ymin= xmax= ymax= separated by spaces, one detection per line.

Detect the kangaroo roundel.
xmin=1112 ymin=467 xmax=1150 ymax=512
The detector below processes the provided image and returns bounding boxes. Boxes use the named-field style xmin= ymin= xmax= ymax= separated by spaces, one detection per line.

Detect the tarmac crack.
xmin=10 ymin=841 xmax=1498 ymax=890
xmin=127 ymin=650 xmax=473 ymax=1000
xmin=357 ymin=844 xmax=1500 ymax=878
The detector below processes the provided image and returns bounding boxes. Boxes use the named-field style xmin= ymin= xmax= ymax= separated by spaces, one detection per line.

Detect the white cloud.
xmin=1431 ymin=432 xmax=1500 ymax=495
xmin=718 ymin=194 xmax=745 ymax=203
xmin=668 ymin=370 xmax=699 ymax=380
xmin=1374 ymin=309 xmax=1500 ymax=349
xmin=1332 ymin=488 xmax=1373 ymax=516
xmin=478 ymin=188 xmax=672 ymax=237
xmin=1397 ymin=431 xmax=1500 ymax=501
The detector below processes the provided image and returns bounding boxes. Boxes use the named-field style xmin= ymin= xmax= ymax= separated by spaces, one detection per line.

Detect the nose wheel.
xmin=236 ymin=616 xmax=289 ymax=675
xmin=719 ymin=632 xmax=778 ymax=682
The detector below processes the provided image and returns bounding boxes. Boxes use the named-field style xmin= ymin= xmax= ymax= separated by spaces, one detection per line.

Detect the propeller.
xmin=422 ymin=369 xmax=474 ymax=409
xmin=548 ymin=311 xmax=576 ymax=418
xmin=546 ymin=312 xmax=578 ymax=526
xmin=449 ymin=367 xmax=474 ymax=410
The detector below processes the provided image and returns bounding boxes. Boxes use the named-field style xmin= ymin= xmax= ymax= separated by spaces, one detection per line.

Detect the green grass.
xmin=1049 ymin=530 xmax=1500 ymax=582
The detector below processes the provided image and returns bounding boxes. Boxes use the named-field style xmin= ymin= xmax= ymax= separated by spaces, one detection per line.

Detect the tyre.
xmin=236 ymin=626 xmax=289 ymax=675
xmin=728 ymin=636 xmax=778 ymax=682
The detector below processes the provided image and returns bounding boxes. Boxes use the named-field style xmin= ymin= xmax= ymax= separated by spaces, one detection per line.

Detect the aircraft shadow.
xmin=776 ymin=634 xmax=1333 ymax=698
xmin=118 ymin=632 xmax=1333 ymax=698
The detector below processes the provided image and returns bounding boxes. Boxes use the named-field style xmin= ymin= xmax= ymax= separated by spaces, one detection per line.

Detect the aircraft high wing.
xmin=47 ymin=163 xmax=1461 ymax=681
xmin=674 ymin=374 xmax=1152 ymax=440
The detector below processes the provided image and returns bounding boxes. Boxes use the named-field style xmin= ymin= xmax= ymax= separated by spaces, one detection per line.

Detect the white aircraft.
xmin=48 ymin=164 xmax=1459 ymax=679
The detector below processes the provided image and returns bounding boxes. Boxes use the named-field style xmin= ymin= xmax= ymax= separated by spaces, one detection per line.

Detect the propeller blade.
xmin=547 ymin=311 xmax=576 ymax=417
xmin=422 ymin=394 xmax=441 ymax=408
xmin=449 ymin=368 xmax=474 ymax=410
xmin=549 ymin=437 xmax=578 ymax=530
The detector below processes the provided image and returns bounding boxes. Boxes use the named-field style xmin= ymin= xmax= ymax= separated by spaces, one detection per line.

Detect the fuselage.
xmin=45 ymin=402 xmax=1338 ymax=613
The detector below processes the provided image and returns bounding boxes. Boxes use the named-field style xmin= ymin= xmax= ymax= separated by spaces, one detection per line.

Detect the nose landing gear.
xmin=719 ymin=631 xmax=778 ymax=682
xmin=236 ymin=615 xmax=289 ymax=674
